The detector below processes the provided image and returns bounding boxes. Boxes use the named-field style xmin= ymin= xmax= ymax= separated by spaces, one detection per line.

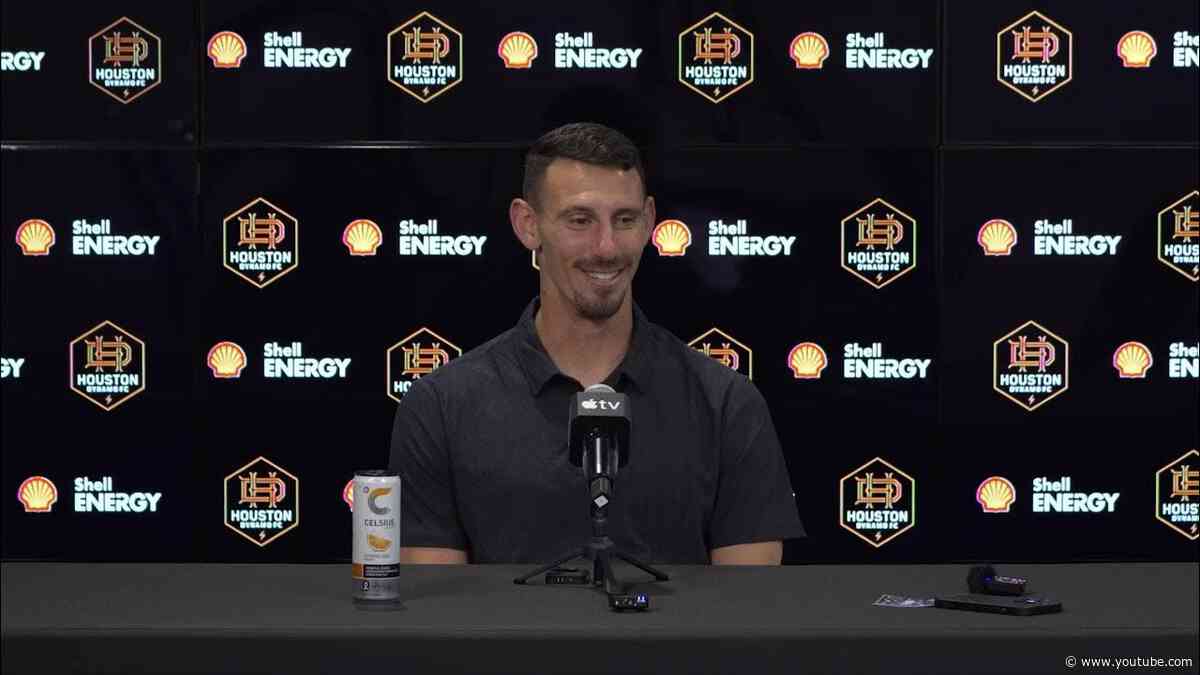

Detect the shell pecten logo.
xmin=790 ymin=32 xmax=829 ymax=69
xmin=208 ymin=31 xmax=247 ymax=68
xmin=1112 ymin=341 xmax=1153 ymax=378
xmin=1117 ymin=31 xmax=1156 ymax=68
xmin=976 ymin=476 xmax=1015 ymax=513
xmin=652 ymin=219 xmax=691 ymax=256
xmin=15 ymin=219 xmax=56 ymax=255
xmin=788 ymin=342 xmax=827 ymax=379
xmin=977 ymin=219 xmax=1017 ymax=256
xmin=17 ymin=476 xmax=58 ymax=513
xmin=498 ymin=31 xmax=538 ymax=68
xmin=207 ymin=341 xmax=247 ymax=378
xmin=343 ymin=219 xmax=382 ymax=256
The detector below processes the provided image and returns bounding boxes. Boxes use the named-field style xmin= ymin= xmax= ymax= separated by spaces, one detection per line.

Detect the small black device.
xmin=608 ymin=593 xmax=650 ymax=612
xmin=545 ymin=567 xmax=590 ymax=585
xmin=934 ymin=593 xmax=1062 ymax=616
xmin=967 ymin=564 xmax=1028 ymax=596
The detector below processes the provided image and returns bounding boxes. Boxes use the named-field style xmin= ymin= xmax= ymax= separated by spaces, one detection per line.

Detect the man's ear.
xmin=510 ymin=198 xmax=541 ymax=253
xmin=643 ymin=195 xmax=656 ymax=247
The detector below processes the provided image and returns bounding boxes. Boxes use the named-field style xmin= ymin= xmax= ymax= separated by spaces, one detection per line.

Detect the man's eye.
xmin=570 ymin=218 xmax=590 ymax=227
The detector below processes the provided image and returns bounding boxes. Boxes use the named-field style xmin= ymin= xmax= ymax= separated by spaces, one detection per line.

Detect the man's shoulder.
xmin=640 ymin=316 xmax=757 ymax=400
xmin=413 ymin=326 xmax=522 ymax=399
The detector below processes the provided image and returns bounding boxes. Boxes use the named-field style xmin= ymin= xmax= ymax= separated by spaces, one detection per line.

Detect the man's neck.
xmin=534 ymin=293 xmax=633 ymax=388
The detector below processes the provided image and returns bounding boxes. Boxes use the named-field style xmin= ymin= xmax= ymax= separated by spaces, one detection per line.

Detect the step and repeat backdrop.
xmin=2 ymin=1 xmax=1197 ymax=563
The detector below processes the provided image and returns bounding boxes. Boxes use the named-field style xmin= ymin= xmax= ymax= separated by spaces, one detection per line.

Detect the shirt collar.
xmin=515 ymin=296 xmax=652 ymax=396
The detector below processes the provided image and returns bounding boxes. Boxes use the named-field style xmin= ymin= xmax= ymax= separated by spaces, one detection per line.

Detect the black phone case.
xmin=934 ymin=593 xmax=1063 ymax=616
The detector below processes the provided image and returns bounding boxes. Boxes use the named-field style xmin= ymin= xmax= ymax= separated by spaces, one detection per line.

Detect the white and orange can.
xmin=352 ymin=470 xmax=401 ymax=602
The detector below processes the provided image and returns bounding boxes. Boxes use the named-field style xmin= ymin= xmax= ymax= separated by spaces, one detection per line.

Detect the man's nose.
xmin=592 ymin=221 xmax=619 ymax=257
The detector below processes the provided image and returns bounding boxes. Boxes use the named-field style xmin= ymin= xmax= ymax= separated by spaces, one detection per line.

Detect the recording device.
xmin=967 ymin=564 xmax=1027 ymax=596
xmin=515 ymin=384 xmax=669 ymax=604
xmin=608 ymin=593 xmax=651 ymax=612
xmin=545 ymin=567 xmax=590 ymax=585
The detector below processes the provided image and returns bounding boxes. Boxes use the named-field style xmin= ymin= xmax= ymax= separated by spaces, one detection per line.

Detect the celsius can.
xmin=352 ymin=469 xmax=401 ymax=603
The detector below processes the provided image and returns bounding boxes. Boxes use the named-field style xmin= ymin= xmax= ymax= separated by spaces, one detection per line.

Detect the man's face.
xmin=528 ymin=159 xmax=653 ymax=321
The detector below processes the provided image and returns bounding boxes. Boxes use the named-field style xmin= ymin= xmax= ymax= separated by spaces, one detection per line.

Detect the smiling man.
xmin=389 ymin=122 xmax=805 ymax=565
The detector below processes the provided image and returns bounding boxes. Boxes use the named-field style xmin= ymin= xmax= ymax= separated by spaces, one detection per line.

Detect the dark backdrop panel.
xmin=1 ymin=149 xmax=197 ymax=560
xmin=945 ymin=0 xmax=1199 ymax=144
xmin=0 ymin=1 xmax=197 ymax=143
xmin=942 ymin=148 xmax=1199 ymax=425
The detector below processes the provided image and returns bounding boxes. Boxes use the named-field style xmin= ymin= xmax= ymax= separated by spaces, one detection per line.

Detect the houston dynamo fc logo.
xmin=89 ymin=17 xmax=162 ymax=103
xmin=997 ymin=11 xmax=1072 ymax=102
xmin=223 ymin=197 xmax=299 ymax=288
xmin=70 ymin=320 xmax=146 ymax=411
xmin=689 ymin=327 xmax=753 ymax=380
xmin=1157 ymin=449 xmax=1200 ymax=541
xmin=678 ymin=12 xmax=754 ymax=103
xmin=1157 ymin=190 xmax=1199 ymax=282
xmin=841 ymin=198 xmax=917 ymax=289
xmin=224 ymin=456 xmax=299 ymax=547
xmin=387 ymin=328 xmax=461 ymax=402
xmin=993 ymin=320 xmax=1069 ymax=412
xmin=388 ymin=12 xmax=463 ymax=102
xmin=840 ymin=457 xmax=915 ymax=548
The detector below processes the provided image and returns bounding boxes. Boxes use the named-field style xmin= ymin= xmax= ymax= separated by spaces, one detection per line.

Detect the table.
xmin=3 ymin=561 xmax=1197 ymax=674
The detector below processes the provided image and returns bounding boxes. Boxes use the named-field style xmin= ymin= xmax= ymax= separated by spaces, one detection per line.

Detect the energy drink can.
xmin=352 ymin=469 xmax=401 ymax=603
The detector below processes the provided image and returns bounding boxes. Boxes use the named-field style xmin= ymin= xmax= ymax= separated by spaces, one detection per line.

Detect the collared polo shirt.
xmin=388 ymin=297 xmax=805 ymax=563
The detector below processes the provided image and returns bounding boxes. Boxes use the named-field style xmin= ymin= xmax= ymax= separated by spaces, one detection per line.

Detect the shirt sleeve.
xmin=388 ymin=377 xmax=470 ymax=553
xmin=707 ymin=376 xmax=807 ymax=550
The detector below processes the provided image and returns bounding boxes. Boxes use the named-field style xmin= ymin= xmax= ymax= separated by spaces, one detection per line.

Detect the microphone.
xmin=567 ymin=384 xmax=631 ymax=516
xmin=568 ymin=384 xmax=630 ymax=468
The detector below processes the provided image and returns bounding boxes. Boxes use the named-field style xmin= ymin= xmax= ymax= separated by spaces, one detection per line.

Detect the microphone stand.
xmin=514 ymin=433 xmax=669 ymax=594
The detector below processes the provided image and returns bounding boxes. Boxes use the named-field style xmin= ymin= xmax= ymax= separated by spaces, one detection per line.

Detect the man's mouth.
xmin=581 ymin=267 xmax=622 ymax=283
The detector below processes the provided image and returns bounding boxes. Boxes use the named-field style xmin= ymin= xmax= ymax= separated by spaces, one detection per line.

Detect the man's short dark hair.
xmin=523 ymin=122 xmax=646 ymax=209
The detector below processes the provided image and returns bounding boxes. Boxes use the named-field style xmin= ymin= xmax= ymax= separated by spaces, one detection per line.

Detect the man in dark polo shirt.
xmin=389 ymin=122 xmax=804 ymax=565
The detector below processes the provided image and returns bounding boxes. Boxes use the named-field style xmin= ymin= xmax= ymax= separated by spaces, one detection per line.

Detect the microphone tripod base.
xmin=513 ymin=536 xmax=669 ymax=595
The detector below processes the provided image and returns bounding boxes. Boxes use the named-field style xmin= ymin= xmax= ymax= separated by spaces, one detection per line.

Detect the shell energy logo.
xmin=388 ymin=12 xmax=463 ymax=102
xmin=840 ymin=457 xmax=915 ymax=548
xmin=977 ymin=219 xmax=1018 ymax=256
xmin=15 ymin=219 xmax=55 ymax=255
xmin=1112 ymin=341 xmax=1153 ymax=379
xmin=841 ymin=198 xmax=917 ymax=289
xmin=89 ymin=17 xmax=161 ymax=103
xmin=787 ymin=342 xmax=827 ymax=379
xmin=224 ymin=456 xmax=299 ymax=547
xmin=498 ymin=31 xmax=538 ymax=68
xmin=207 ymin=341 xmax=248 ymax=379
xmin=790 ymin=32 xmax=829 ymax=69
xmin=17 ymin=476 xmax=58 ymax=513
xmin=208 ymin=31 xmax=247 ymax=68
xmin=976 ymin=476 xmax=1016 ymax=513
xmin=223 ymin=197 xmax=299 ymax=288
xmin=1117 ymin=31 xmax=1157 ymax=68
xmin=70 ymin=320 xmax=146 ymax=411
xmin=1157 ymin=190 xmax=1199 ymax=282
xmin=993 ymin=320 xmax=1069 ymax=412
xmin=343 ymin=219 xmax=382 ymax=256
xmin=387 ymin=328 xmax=462 ymax=402
xmin=652 ymin=219 xmax=691 ymax=256
xmin=689 ymin=328 xmax=753 ymax=380
xmin=678 ymin=12 xmax=754 ymax=103
xmin=997 ymin=11 xmax=1072 ymax=102
xmin=1157 ymin=449 xmax=1200 ymax=541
